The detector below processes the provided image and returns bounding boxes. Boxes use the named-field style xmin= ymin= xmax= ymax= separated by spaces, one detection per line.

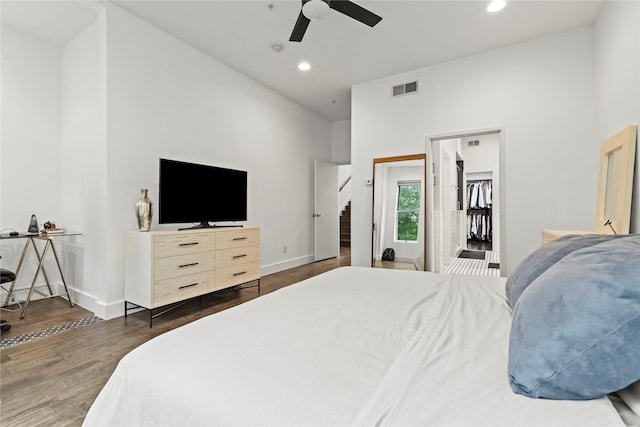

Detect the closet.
xmin=466 ymin=180 xmax=492 ymax=246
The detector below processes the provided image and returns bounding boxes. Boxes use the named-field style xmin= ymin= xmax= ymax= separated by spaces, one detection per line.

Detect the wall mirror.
xmin=594 ymin=125 xmax=637 ymax=234
xmin=372 ymin=154 xmax=427 ymax=270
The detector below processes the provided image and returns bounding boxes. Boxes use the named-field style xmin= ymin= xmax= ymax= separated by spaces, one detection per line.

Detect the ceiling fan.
xmin=289 ymin=0 xmax=382 ymax=42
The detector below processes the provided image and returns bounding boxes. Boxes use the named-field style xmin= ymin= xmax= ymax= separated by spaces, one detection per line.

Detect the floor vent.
xmin=392 ymin=81 xmax=418 ymax=97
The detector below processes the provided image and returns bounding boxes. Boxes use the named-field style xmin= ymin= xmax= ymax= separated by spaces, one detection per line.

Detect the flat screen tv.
xmin=159 ymin=158 xmax=247 ymax=229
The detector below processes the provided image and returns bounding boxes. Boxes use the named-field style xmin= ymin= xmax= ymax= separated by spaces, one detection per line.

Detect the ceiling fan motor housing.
xmin=290 ymin=0 xmax=382 ymax=42
xmin=302 ymin=0 xmax=331 ymax=20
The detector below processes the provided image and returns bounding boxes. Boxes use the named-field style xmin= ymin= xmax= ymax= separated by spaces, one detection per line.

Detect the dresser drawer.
xmin=153 ymin=233 xmax=215 ymax=258
xmin=153 ymin=252 xmax=215 ymax=281
xmin=216 ymin=228 xmax=259 ymax=250
xmin=152 ymin=271 xmax=215 ymax=307
xmin=216 ymin=262 xmax=260 ymax=289
xmin=216 ymin=245 xmax=259 ymax=267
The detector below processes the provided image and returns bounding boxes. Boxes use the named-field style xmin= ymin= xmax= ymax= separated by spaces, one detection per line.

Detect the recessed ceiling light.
xmin=298 ymin=62 xmax=311 ymax=71
xmin=487 ymin=0 xmax=506 ymax=12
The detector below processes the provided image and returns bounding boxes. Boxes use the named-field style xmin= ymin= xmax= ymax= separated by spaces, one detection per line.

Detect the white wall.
xmin=60 ymin=16 xmax=106 ymax=311
xmin=0 ymin=25 xmax=65 ymax=301
xmin=595 ymin=1 xmax=640 ymax=232
xmin=1 ymin=3 xmax=333 ymax=318
xmin=93 ymin=4 xmax=331 ymax=315
xmin=331 ymin=119 xmax=351 ymax=164
xmin=352 ymin=28 xmax=599 ymax=274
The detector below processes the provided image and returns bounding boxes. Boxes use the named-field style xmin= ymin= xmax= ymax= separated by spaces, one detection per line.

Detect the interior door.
xmin=314 ymin=160 xmax=339 ymax=261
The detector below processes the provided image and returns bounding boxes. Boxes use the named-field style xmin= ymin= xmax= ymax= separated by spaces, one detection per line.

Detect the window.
xmin=396 ymin=181 xmax=421 ymax=241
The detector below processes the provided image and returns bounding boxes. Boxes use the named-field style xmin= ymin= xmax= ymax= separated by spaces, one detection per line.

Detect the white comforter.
xmin=84 ymin=267 xmax=624 ymax=426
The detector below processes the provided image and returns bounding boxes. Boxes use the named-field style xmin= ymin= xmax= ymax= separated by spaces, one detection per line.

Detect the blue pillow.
xmin=508 ymin=234 xmax=640 ymax=400
xmin=505 ymin=233 xmax=625 ymax=307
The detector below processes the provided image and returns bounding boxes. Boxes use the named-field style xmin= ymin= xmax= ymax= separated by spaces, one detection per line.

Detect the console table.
xmin=0 ymin=232 xmax=78 ymax=318
xmin=124 ymin=226 xmax=260 ymax=326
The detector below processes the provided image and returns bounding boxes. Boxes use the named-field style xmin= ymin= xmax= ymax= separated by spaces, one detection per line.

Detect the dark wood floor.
xmin=0 ymin=248 xmax=350 ymax=427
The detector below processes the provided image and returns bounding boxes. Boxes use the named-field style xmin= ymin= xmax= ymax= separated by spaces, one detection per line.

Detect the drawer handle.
xmin=233 ymin=237 xmax=247 ymax=241
xmin=179 ymin=242 xmax=199 ymax=247
xmin=179 ymin=283 xmax=199 ymax=289
xmin=233 ymin=271 xmax=248 ymax=276
xmin=232 ymin=254 xmax=248 ymax=259
xmin=179 ymin=262 xmax=199 ymax=268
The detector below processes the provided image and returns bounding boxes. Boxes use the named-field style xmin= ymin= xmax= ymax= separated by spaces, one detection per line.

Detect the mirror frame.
xmin=372 ymin=154 xmax=427 ymax=270
xmin=594 ymin=125 xmax=637 ymax=234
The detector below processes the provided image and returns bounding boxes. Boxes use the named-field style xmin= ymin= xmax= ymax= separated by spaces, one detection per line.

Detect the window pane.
xmin=398 ymin=185 xmax=421 ymax=210
xmin=397 ymin=211 xmax=419 ymax=241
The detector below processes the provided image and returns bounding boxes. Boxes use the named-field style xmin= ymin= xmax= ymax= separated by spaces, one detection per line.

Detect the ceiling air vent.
xmin=392 ymin=81 xmax=418 ymax=97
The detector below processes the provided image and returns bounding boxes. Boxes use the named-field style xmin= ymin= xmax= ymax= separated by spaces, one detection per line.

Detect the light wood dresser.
xmin=124 ymin=226 xmax=260 ymax=326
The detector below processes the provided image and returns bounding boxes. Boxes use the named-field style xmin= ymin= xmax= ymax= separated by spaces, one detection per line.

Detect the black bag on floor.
xmin=382 ymin=248 xmax=395 ymax=261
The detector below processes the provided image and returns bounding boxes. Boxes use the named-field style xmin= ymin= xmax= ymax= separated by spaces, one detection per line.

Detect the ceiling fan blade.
xmin=329 ymin=0 xmax=382 ymax=27
xmin=289 ymin=11 xmax=311 ymax=42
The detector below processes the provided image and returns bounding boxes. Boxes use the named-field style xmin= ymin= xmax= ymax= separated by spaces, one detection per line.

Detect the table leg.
xmin=31 ymin=238 xmax=54 ymax=295
xmin=49 ymin=239 xmax=74 ymax=308
xmin=20 ymin=240 xmax=52 ymax=319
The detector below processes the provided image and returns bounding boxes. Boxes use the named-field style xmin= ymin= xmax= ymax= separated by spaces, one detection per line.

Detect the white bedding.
xmin=84 ymin=267 xmax=624 ymax=426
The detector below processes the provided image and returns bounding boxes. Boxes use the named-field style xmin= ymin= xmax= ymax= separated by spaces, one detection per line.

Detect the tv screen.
xmin=159 ymin=158 xmax=247 ymax=228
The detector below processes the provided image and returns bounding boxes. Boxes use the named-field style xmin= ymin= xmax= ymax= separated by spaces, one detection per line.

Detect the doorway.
xmin=427 ymin=129 xmax=504 ymax=277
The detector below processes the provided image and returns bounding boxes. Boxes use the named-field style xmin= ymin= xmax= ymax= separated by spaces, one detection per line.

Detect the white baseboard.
xmin=372 ymin=256 xmax=416 ymax=264
xmin=260 ymin=254 xmax=315 ymax=276
xmin=62 ymin=285 xmax=123 ymax=320
xmin=92 ymin=299 xmax=126 ymax=320
xmin=0 ymin=282 xmax=122 ymax=320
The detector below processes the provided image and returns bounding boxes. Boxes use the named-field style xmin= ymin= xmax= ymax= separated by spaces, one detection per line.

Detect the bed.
xmin=84 ymin=234 xmax=640 ymax=426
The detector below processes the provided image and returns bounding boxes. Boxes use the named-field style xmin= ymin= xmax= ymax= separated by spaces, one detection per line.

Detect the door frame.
xmin=426 ymin=126 xmax=506 ymax=276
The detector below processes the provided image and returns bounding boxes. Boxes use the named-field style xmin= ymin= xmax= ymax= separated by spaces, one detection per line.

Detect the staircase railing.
xmin=339 ymin=175 xmax=351 ymax=192
xmin=339 ymin=175 xmax=352 ymax=213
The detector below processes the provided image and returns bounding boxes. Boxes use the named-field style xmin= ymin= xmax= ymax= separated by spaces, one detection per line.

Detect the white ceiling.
xmin=1 ymin=0 xmax=605 ymax=121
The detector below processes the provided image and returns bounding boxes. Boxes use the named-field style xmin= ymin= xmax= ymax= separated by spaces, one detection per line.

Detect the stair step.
xmin=339 ymin=201 xmax=351 ymax=246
